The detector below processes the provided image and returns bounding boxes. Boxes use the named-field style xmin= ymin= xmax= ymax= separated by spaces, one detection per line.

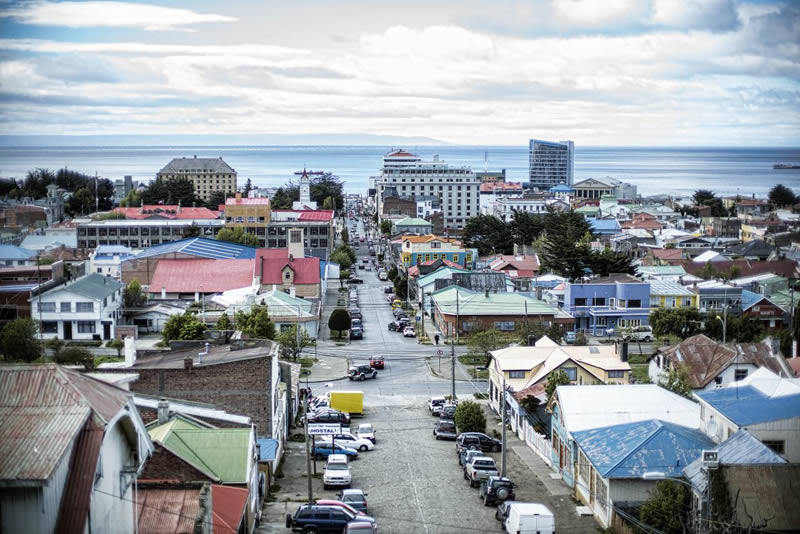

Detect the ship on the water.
xmin=774 ymin=163 xmax=800 ymax=169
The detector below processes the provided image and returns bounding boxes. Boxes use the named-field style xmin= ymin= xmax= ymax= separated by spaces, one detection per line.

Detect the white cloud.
xmin=1 ymin=1 xmax=236 ymax=31
xmin=551 ymin=0 xmax=644 ymax=26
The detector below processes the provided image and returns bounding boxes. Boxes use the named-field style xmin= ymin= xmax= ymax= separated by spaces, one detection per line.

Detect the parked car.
xmin=403 ymin=326 xmax=416 ymax=337
xmin=502 ymin=503 xmax=555 ymax=534
xmin=336 ymin=489 xmax=368 ymax=514
xmin=439 ymin=403 xmax=456 ymax=420
xmin=464 ymin=456 xmax=499 ymax=488
xmin=563 ymin=331 xmax=577 ymax=344
xmin=495 ymin=501 xmax=517 ymax=522
xmin=388 ymin=321 xmax=404 ymax=332
xmin=349 ymin=309 xmax=362 ymax=320
xmin=356 ymin=423 xmax=375 ymax=444
xmin=456 ymin=432 xmax=502 ymax=454
xmin=286 ymin=504 xmax=361 ymax=533
xmin=345 ymin=522 xmax=377 ymax=534
xmin=323 ymin=454 xmax=352 ymax=489
xmin=313 ymin=443 xmax=358 ymax=461
xmin=347 ymin=277 xmax=364 ymax=284
xmin=433 ymin=419 xmax=457 ymax=440
xmin=459 ymin=449 xmax=486 ymax=467
xmin=428 ymin=396 xmax=446 ymax=416
xmin=378 ymin=272 xmax=388 ymax=281
xmin=351 ymin=318 xmax=364 ymax=331
xmin=350 ymin=327 xmax=363 ymax=340
xmin=625 ymin=325 xmax=654 ymax=342
xmin=348 ymin=364 xmax=377 ymax=381
xmin=384 ymin=286 xmax=394 ymax=294
xmin=369 ymin=356 xmax=385 ymax=369
xmin=393 ymin=308 xmax=408 ymax=319
xmin=319 ymin=432 xmax=374 ymax=451
xmin=480 ymin=476 xmax=516 ymax=506
xmin=306 ymin=410 xmax=351 ymax=426
xmin=314 ymin=500 xmax=374 ymax=521
xmin=385 ymin=294 xmax=396 ymax=303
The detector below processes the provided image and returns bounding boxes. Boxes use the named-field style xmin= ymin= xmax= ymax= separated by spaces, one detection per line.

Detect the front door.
xmin=63 ymin=321 xmax=72 ymax=340
xmin=103 ymin=322 xmax=111 ymax=340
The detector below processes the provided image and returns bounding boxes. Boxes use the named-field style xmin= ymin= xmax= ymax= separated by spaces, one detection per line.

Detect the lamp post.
xmin=200 ymin=284 xmax=205 ymax=324
xmin=715 ymin=308 xmax=727 ymax=344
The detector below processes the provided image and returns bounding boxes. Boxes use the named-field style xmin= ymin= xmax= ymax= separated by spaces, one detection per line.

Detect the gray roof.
xmin=449 ymin=272 xmax=511 ymax=292
xmin=20 ymin=234 xmax=78 ymax=250
xmin=0 ymin=245 xmax=36 ymax=261
xmin=159 ymin=157 xmax=235 ymax=174
xmin=58 ymin=273 xmax=123 ymax=301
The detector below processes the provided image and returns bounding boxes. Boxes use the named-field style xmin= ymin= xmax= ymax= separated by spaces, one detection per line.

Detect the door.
xmin=103 ymin=322 xmax=111 ymax=340
xmin=63 ymin=321 xmax=72 ymax=340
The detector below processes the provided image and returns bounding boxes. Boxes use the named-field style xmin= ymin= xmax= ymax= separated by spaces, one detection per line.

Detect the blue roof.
xmin=125 ymin=237 xmax=257 ymax=261
xmin=695 ymin=386 xmax=800 ymax=426
xmin=590 ymin=219 xmax=622 ymax=233
xmin=741 ymin=289 xmax=772 ymax=311
xmin=572 ymin=419 xmax=715 ymax=479
xmin=549 ymin=184 xmax=574 ymax=192
xmin=0 ymin=283 xmax=38 ymax=292
xmin=256 ymin=438 xmax=278 ymax=462
xmin=95 ymin=245 xmax=133 ymax=255
xmin=0 ymin=245 xmax=36 ymax=260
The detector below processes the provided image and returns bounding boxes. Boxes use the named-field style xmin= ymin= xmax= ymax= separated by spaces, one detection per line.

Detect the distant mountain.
xmin=0 ymin=133 xmax=450 ymax=146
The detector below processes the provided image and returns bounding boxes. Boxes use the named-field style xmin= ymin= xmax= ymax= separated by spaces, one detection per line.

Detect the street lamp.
xmin=715 ymin=312 xmax=727 ymax=344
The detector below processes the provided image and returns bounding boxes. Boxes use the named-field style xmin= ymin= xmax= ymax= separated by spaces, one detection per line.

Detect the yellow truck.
xmin=329 ymin=391 xmax=364 ymax=416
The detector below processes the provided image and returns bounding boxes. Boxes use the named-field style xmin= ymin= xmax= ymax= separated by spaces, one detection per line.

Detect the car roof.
xmin=327 ymin=454 xmax=349 ymax=463
xmin=339 ymin=488 xmax=364 ymax=496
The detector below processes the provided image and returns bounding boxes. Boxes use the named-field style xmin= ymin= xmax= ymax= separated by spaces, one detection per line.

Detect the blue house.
xmin=589 ymin=219 xmax=621 ymax=236
xmin=564 ymin=274 xmax=650 ymax=335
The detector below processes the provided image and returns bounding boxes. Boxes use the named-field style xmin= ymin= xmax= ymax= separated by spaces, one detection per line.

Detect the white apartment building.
xmin=157 ymin=155 xmax=237 ymax=202
xmin=492 ymin=197 xmax=550 ymax=222
xmin=375 ymin=150 xmax=479 ymax=230
xmin=529 ymin=139 xmax=574 ymax=190
xmin=88 ymin=245 xmax=134 ymax=280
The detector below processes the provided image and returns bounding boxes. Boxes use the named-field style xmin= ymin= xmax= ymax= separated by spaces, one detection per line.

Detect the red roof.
xmin=225 ymin=197 xmax=270 ymax=205
xmin=149 ymin=259 xmax=255 ymax=293
xmin=260 ymin=257 xmax=320 ymax=285
xmin=489 ymin=254 xmax=539 ymax=272
xmin=385 ymin=149 xmax=417 ymax=158
xmin=652 ymin=249 xmax=683 ymax=260
xmin=255 ymin=249 xmax=289 ymax=262
xmin=479 ymin=182 xmax=523 ymax=193
xmin=299 ymin=210 xmax=334 ymax=221
xmin=113 ymin=205 xmax=220 ymax=220
xmin=137 ymin=486 xmax=202 ymax=534
xmin=212 ymin=485 xmax=248 ymax=534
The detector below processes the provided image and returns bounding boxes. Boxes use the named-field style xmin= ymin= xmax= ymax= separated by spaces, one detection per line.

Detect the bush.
xmin=0 ymin=318 xmax=41 ymax=362
xmin=454 ymin=400 xmax=487 ymax=434
xmin=54 ymin=346 xmax=93 ymax=365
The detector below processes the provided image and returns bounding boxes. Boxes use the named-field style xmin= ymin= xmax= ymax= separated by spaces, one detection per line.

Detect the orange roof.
xmin=212 ymin=485 xmax=248 ymax=534
xmin=402 ymin=235 xmax=461 ymax=245
xmin=113 ymin=206 xmax=219 ymax=220
xmin=225 ymin=197 xmax=270 ymax=205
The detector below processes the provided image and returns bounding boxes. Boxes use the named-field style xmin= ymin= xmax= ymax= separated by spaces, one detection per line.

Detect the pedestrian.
xmin=434 ymin=334 xmax=440 ymax=345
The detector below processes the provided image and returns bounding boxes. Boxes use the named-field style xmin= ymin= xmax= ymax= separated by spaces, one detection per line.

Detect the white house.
xmin=0 ymin=365 xmax=153 ymax=534
xmin=31 ymin=272 xmax=124 ymax=341
xmin=88 ymin=244 xmax=134 ymax=280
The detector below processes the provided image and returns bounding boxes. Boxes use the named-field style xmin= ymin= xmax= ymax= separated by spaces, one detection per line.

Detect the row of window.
xmin=41 ymin=321 xmax=97 ymax=333
xmin=507 ymin=367 xmax=625 ymax=381
xmin=37 ymin=302 xmax=95 ymax=313
xmin=79 ymin=227 xmax=188 ymax=236
xmin=573 ymin=298 xmax=642 ymax=308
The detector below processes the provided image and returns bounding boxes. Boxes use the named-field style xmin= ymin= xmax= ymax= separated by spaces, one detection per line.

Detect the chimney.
xmin=177 ymin=204 xmax=181 ymax=214
xmin=184 ymin=357 xmax=193 ymax=370
xmin=527 ymin=335 xmax=537 ymax=346
xmin=289 ymin=287 xmax=296 ymax=298
xmin=620 ymin=341 xmax=629 ymax=362
xmin=161 ymin=287 xmax=166 ymax=299
xmin=289 ymin=254 xmax=294 ymax=262
xmin=536 ymin=286 xmax=543 ymax=300
xmin=485 ymin=288 xmax=490 ymax=298
xmin=235 ymin=192 xmax=242 ymax=202
xmin=157 ymin=398 xmax=169 ymax=424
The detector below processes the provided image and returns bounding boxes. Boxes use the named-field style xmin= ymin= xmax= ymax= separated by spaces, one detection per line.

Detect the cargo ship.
xmin=774 ymin=163 xmax=800 ymax=169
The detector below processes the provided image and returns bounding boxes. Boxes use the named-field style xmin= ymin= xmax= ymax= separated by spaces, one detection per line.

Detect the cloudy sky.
xmin=0 ymin=0 xmax=798 ymax=145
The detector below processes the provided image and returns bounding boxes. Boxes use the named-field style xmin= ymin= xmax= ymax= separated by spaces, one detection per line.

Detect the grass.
xmin=94 ymin=356 xmax=123 ymax=366
xmin=458 ymin=354 xmax=486 ymax=365
xmin=627 ymin=353 xmax=648 ymax=365
xmin=631 ymin=365 xmax=651 ymax=384
xmin=299 ymin=358 xmax=315 ymax=368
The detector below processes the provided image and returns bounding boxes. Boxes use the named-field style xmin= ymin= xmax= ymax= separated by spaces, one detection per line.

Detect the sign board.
xmin=308 ymin=423 xmax=342 ymax=436
xmin=437 ymin=350 xmax=443 ymax=356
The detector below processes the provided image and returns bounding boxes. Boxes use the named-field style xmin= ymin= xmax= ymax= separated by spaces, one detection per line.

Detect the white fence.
xmin=524 ymin=422 xmax=552 ymax=467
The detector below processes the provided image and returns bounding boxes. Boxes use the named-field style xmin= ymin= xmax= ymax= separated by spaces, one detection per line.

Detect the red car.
xmin=369 ymin=356 xmax=385 ymax=369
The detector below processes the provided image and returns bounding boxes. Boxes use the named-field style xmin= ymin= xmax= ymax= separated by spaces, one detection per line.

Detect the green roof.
xmin=60 ymin=273 xmax=123 ymax=300
xmin=417 ymin=266 xmax=468 ymax=288
xmin=575 ymin=206 xmax=600 ymax=214
xmin=765 ymin=289 xmax=799 ymax=313
xmin=148 ymin=417 xmax=252 ymax=483
xmin=430 ymin=285 xmax=557 ymax=316
xmin=395 ymin=217 xmax=431 ymax=226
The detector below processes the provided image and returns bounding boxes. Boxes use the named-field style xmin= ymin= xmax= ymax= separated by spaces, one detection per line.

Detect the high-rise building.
xmin=528 ymin=139 xmax=574 ymax=190
xmin=157 ymin=155 xmax=237 ymax=202
xmin=374 ymin=150 xmax=479 ymax=230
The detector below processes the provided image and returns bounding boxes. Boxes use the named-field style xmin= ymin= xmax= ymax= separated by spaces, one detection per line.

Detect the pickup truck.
xmin=428 ymin=397 xmax=446 ymax=416
xmin=464 ymin=456 xmax=499 ymax=488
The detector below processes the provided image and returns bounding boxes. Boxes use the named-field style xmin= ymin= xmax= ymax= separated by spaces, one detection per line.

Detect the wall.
xmin=35 ymin=286 xmax=121 ymax=340
xmin=750 ymin=418 xmax=800 ymax=463
xmin=90 ymin=421 xmax=136 ymax=534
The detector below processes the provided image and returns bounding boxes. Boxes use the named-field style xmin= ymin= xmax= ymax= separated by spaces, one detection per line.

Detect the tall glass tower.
xmin=528 ymin=139 xmax=574 ymax=191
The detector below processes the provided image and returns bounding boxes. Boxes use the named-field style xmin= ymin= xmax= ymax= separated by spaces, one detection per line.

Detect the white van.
xmin=504 ymin=502 xmax=555 ymax=534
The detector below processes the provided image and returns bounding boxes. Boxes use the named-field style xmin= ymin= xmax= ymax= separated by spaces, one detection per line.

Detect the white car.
xmin=378 ymin=272 xmax=388 ymax=281
xmin=403 ymin=326 xmax=415 ymax=337
xmin=428 ymin=396 xmax=446 ymax=416
xmin=323 ymin=454 xmax=352 ymax=489
xmin=319 ymin=432 xmax=375 ymax=452
xmin=356 ymin=423 xmax=375 ymax=444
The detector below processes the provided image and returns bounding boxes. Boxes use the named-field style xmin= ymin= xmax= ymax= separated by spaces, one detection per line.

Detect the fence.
xmin=524 ymin=421 xmax=552 ymax=467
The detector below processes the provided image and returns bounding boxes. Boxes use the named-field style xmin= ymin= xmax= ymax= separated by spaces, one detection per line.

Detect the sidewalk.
xmin=425 ymin=349 xmax=486 ymax=384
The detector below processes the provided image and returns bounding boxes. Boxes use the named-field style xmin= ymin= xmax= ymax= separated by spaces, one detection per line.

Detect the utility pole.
xmin=304 ymin=393 xmax=313 ymax=503
xmin=95 ymin=171 xmax=99 ymax=214
xmin=451 ymin=291 xmax=459 ymax=401
xmin=501 ymin=376 xmax=507 ymax=477
xmin=296 ymin=305 xmax=302 ymax=356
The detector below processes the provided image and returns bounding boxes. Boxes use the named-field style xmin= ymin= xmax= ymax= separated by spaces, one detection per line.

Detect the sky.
xmin=0 ymin=0 xmax=798 ymax=146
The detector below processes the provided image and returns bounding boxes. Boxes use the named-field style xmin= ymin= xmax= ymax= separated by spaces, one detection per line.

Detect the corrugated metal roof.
xmin=649 ymin=280 xmax=696 ymax=296
xmin=20 ymin=234 xmax=78 ymax=250
xmin=260 ymin=257 xmax=320 ymax=285
xmin=0 ymin=245 xmax=36 ymax=260
xmin=431 ymin=285 xmax=556 ymax=316
xmin=298 ymin=210 xmax=334 ymax=221
xmin=137 ymin=487 xmax=202 ymax=534
xmin=127 ymin=237 xmax=257 ymax=261
xmin=555 ymin=384 xmax=701 ymax=434
xmin=55 ymin=418 xmax=103 ymax=534
xmin=212 ymin=484 xmax=248 ymax=534
xmin=720 ymin=465 xmax=800 ymax=529
xmin=256 ymin=438 xmax=278 ymax=462
xmin=148 ymin=259 xmax=254 ymax=293
xmin=573 ymin=419 xmax=714 ymax=479
xmin=695 ymin=385 xmax=800 ymax=426
xmin=52 ymin=273 xmax=123 ymax=301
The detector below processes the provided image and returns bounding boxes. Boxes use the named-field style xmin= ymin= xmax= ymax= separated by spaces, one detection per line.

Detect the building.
xmin=257 ymin=255 xmax=322 ymax=298
xmin=292 ymin=170 xmax=318 ymax=210
xmin=400 ymin=235 xmax=476 ymax=269
xmin=31 ymin=272 xmax=124 ymax=341
xmin=88 ymin=244 xmax=134 ymax=279
xmin=78 ymin=218 xmax=225 ymax=249
xmin=112 ymin=204 xmax=220 ymax=220
xmin=572 ymin=177 xmax=637 ymax=200
xmin=694 ymin=280 xmax=742 ymax=314
xmin=479 ymin=182 xmax=524 ymax=215
xmin=741 ymin=290 xmax=787 ymax=330
xmin=392 ymin=217 xmax=433 ymax=235
xmin=218 ymin=288 xmax=319 ymax=337
xmin=694 ymin=368 xmax=800 ymax=460
xmin=380 ymin=194 xmax=417 ymax=219
xmin=711 ymin=216 xmax=741 ymax=238
xmin=492 ymin=196 xmax=549 ymax=222
xmin=0 ymin=245 xmax=37 ymax=267
xmin=267 ymin=209 xmax=335 ymax=260
xmin=0 ymin=365 xmax=153 ymax=534
xmin=649 ymin=334 xmax=792 ymax=389
xmin=564 ymin=274 xmax=650 ymax=335
xmin=374 ymin=150 xmax=480 ymax=230
xmin=148 ymin=258 xmax=256 ymax=300
xmin=648 ymin=279 xmax=698 ymax=309
xmin=487 ymin=254 xmax=540 ymax=291
xmin=157 ymin=155 xmax=237 ymax=202
xmin=528 ymin=139 xmax=574 ymax=190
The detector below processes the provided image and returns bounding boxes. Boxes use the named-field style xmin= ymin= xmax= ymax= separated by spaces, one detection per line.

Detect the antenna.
xmin=484 ymin=150 xmax=488 ymax=173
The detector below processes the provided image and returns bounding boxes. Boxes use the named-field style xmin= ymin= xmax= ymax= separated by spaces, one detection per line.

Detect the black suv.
xmin=456 ymin=432 xmax=502 ymax=454
xmin=286 ymin=504 xmax=359 ymax=533
xmin=349 ymin=364 xmax=378 ymax=381
xmin=306 ymin=410 xmax=351 ymax=426
xmin=479 ymin=476 xmax=515 ymax=506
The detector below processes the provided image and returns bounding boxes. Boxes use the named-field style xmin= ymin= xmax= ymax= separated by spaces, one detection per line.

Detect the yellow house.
xmin=648 ymin=280 xmax=699 ymax=309
xmin=740 ymin=223 xmax=767 ymax=242
xmin=487 ymin=336 xmax=631 ymax=414
xmin=224 ymin=193 xmax=271 ymax=228
xmin=400 ymin=235 xmax=474 ymax=268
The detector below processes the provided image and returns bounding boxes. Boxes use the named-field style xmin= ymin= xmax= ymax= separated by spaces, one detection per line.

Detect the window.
xmin=77 ymin=321 xmax=96 ymax=333
xmin=284 ymin=271 xmax=291 ymax=280
xmin=762 ymin=440 xmax=785 ymax=455
xmin=42 ymin=321 xmax=58 ymax=333
xmin=37 ymin=302 xmax=56 ymax=313
xmin=290 ymin=230 xmax=302 ymax=243
xmin=462 ymin=321 xmax=474 ymax=331
xmin=60 ymin=302 xmax=71 ymax=313
xmin=575 ymin=298 xmax=587 ymax=307
xmin=714 ymin=376 xmax=723 ymax=385
xmin=508 ymin=370 xmax=525 ymax=379
xmin=592 ymin=297 xmax=606 ymax=306
xmin=735 ymin=369 xmax=748 ymax=381
xmin=76 ymin=302 xmax=94 ymax=313
xmin=431 ymin=241 xmax=441 ymax=248
xmin=563 ymin=367 xmax=578 ymax=381
xmin=628 ymin=299 xmax=642 ymax=308
xmin=494 ymin=321 xmax=515 ymax=331
xmin=608 ymin=370 xmax=625 ymax=378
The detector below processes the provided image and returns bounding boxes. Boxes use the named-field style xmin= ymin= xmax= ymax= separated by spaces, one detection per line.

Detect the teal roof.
xmin=417 ymin=266 xmax=468 ymax=288
xmin=431 ymin=285 xmax=556 ymax=316
xmin=59 ymin=273 xmax=123 ymax=301
xmin=637 ymin=266 xmax=687 ymax=276
xmin=395 ymin=217 xmax=431 ymax=226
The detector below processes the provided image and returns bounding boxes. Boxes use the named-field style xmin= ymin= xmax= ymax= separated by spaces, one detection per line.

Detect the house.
xmin=136 ymin=481 xmax=214 ymax=534
xmin=648 ymin=279 xmax=699 ymax=309
xmin=694 ymin=280 xmax=742 ymax=314
xmin=643 ymin=248 xmax=684 ymax=266
xmin=0 ymin=245 xmax=37 ymax=267
xmin=741 ymin=290 xmax=787 ymax=329
xmin=125 ymin=302 xmax=186 ymax=334
xmin=549 ymin=384 xmax=701 ymax=490
xmin=414 ymin=266 xmax=469 ymax=312
xmin=492 ymin=196 xmax=549 ymax=222
xmin=401 ymin=235 xmax=476 ymax=269
xmin=681 ymin=258 xmax=800 ymax=281
xmin=431 ymin=286 xmax=573 ymax=337
xmin=724 ymin=238 xmax=775 ymax=260
xmin=711 ymin=216 xmax=741 ymax=238
xmin=113 ymin=204 xmax=220 ymax=220
xmin=479 ymin=182 xmax=524 ymax=215
xmin=564 ymin=274 xmax=650 ymax=336
xmin=649 ymin=334 xmax=792 ymax=389
xmin=589 ymin=218 xmax=622 ymax=236
xmin=621 ymin=213 xmax=662 ymax=231
xmin=258 ymin=255 xmax=321 ymax=298
xmin=571 ymin=419 xmax=714 ymax=528
xmin=221 ymin=288 xmax=320 ymax=337
xmin=487 ymin=254 xmax=540 ymax=291
xmin=392 ymin=216 xmax=432 ymax=235
xmin=407 ymin=257 xmax=464 ymax=277
xmin=31 ymin=272 xmax=124 ymax=341
xmin=88 ymin=244 xmax=134 ymax=279
xmin=0 ymin=365 xmax=153 ymax=534
xmin=694 ymin=368 xmax=800 ymax=460
xmin=636 ymin=265 xmax=687 ymax=281
xmin=148 ymin=258 xmax=256 ymax=300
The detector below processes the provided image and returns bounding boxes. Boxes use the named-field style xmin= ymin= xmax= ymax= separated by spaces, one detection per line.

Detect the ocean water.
xmin=1 ymin=145 xmax=799 ymax=197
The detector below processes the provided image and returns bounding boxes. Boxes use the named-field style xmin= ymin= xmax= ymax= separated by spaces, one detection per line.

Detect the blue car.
xmin=313 ymin=442 xmax=359 ymax=460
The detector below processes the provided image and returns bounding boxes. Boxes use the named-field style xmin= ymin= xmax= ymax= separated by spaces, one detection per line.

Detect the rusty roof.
xmin=55 ymin=418 xmax=103 ymax=534
xmin=0 ymin=365 xmax=130 ymax=484
xmin=211 ymin=485 xmax=248 ymax=534
xmin=137 ymin=485 xmax=204 ymax=534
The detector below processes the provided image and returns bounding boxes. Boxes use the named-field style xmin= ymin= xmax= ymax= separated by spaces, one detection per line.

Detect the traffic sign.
xmin=437 ymin=350 xmax=443 ymax=356
xmin=308 ymin=423 xmax=342 ymax=436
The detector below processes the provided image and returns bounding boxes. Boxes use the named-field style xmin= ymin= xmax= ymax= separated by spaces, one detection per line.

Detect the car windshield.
xmin=358 ymin=424 xmax=373 ymax=433
xmin=342 ymin=494 xmax=362 ymax=503
xmin=327 ymin=464 xmax=348 ymax=471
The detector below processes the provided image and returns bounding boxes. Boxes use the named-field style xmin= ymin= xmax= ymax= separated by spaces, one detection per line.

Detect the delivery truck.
xmin=503 ymin=502 xmax=555 ymax=534
xmin=330 ymin=391 xmax=364 ymax=416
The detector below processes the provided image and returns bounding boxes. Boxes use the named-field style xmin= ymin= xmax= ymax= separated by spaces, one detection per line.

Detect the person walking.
xmin=434 ymin=334 xmax=440 ymax=345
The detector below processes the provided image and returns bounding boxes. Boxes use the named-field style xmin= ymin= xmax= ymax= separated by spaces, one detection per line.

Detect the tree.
xmin=769 ymin=183 xmax=796 ymax=207
xmin=182 ymin=222 xmax=202 ymax=238
xmin=206 ymin=190 xmax=227 ymax=210
xmin=545 ymin=369 xmax=570 ymax=402
xmin=510 ymin=210 xmax=546 ymax=246
xmin=333 ymin=244 xmax=356 ymax=265
xmin=120 ymin=188 xmax=142 ymax=207
xmin=162 ymin=313 xmax=207 ymax=343
xmin=45 ymin=338 xmax=64 ymax=360
xmin=243 ymin=178 xmax=253 ymax=197
xmin=54 ymin=346 xmax=92 ymax=365
xmin=330 ymin=249 xmax=353 ymax=271
xmin=141 ymin=176 xmax=200 ymax=206
xmin=216 ymin=226 xmax=258 ymax=247
xmin=394 ymin=277 xmax=408 ymax=300
xmin=22 ymin=168 xmax=55 ymax=198
xmin=0 ymin=318 xmax=41 ymax=362
xmin=68 ymin=187 xmax=96 ymax=215
xmin=322 ymin=196 xmax=336 ymax=210
xmin=276 ymin=325 xmax=313 ymax=361
xmin=380 ymin=220 xmax=393 ymax=236
xmin=587 ymin=246 xmax=635 ymax=277
xmin=123 ymin=279 xmax=147 ymax=308
xmin=659 ymin=365 xmax=693 ymax=398
xmin=215 ymin=312 xmax=233 ymax=330
xmin=454 ymin=400 xmax=486 ymax=433
xmin=467 ymin=330 xmax=512 ymax=361
xmin=639 ymin=480 xmax=691 ymax=534
xmin=340 ymin=228 xmax=349 ymax=245
xmin=107 ymin=338 xmax=125 ymax=358
xmin=235 ymin=305 xmax=276 ymax=339
xmin=693 ymin=189 xmax=715 ymax=206
xmin=328 ymin=308 xmax=351 ymax=338
xmin=650 ymin=308 xmax=702 ymax=339
xmin=271 ymin=187 xmax=293 ymax=209
xmin=462 ymin=214 xmax=513 ymax=256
